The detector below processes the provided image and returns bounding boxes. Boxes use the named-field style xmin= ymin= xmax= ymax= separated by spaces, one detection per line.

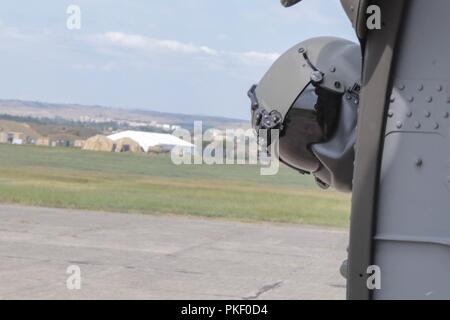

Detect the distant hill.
xmin=0 ymin=99 xmax=250 ymax=131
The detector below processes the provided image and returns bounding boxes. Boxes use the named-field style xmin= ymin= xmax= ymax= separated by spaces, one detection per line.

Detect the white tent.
xmin=108 ymin=130 xmax=193 ymax=153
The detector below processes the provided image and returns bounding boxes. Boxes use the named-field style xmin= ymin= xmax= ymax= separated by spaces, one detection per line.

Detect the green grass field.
xmin=0 ymin=144 xmax=351 ymax=227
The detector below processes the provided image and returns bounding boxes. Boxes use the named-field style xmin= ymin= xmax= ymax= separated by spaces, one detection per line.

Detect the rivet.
xmin=390 ymin=96 xmax=395 ymax=103
xmin=437 ymin=85 xmax=443 ymax=92
xmin=425 ymin=111 xmax=431 ymax=118
xmin=418 ymin=84 xmax=424 ymax=91
xmin=334 ymin=81 xmax=341 ymax=89
xmin=310 ymin=71 xmax=323 ymax=84
xmin=398 ymin=84 xmax=405 ymax=90
xmin=330 ymin=66 xmax=336 ymax=73
xmin=447 ymin=97 xmax=450 ymax=103
xmin=444 ymin=112 xmax=449 ymax=119
xmin=415 ymin=122 xmax=421 ymax=129
xmin=298 ymin=47 xmax=306 ymax=54
xmin=434 ymin=122 xmax=440 ymax=130
xmin=408 ymin=96 xmax=414 ymax=103
xmin=388 ymin=110 xmax=394 ymax=118
xmin=396 ymin=121 xmax=403 ymax=129
xmin=406 ymin=110 xmax=413 ymax=118
xmin=427 ymin=96 xmax=433 ymax=103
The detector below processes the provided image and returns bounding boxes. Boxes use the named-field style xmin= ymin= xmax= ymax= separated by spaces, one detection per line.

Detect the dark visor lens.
xmin=278 ymin=85 xmax=323 ymax=173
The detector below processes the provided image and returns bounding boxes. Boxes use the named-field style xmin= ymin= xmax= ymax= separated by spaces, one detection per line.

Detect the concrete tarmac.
xmin=0 ymin=204 xmax=348 ymax=300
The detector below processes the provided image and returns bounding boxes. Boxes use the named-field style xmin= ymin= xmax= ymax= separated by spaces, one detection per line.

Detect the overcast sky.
xmin=0 ymin=0 xmax=356 ymax=120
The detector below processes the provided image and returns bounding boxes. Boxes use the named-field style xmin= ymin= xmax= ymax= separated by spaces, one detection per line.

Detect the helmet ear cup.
xmin=311 ymin=93 xmax=359 ymax=193
xmin=314 ymin=86 xmax=342 ymax=140
xmin=277 ymin=84 xmax=346 ymax=178
xmin=278 ymin=85 xmax=358 ymax=192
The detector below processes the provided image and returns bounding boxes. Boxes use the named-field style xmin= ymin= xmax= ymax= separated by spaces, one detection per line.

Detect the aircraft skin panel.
xmin=373 ymin=0 xmax=450 ymax=299
xmin=347 ymin=0 xmax=406 ymax=299
xmin=373 ymin=242 xmax=450 ymax=299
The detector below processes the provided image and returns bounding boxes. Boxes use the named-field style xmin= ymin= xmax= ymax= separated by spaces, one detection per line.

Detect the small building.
xmin=74 ymin=140 xmax=86 ymax=149
xmin=148 ymin=145 xmax=168 ymax=154
xmin=108 ymin=130 xmax=194 ymax=153
xmin=114 ymin=138 xmax=142 ymax=153
xmin=83 ymin=135 xmax=116 ymax=152
xmin=3 ymin=132 xmax=26 ymax=144
xmin=36 ymin=138 xmax=51 ymax=146
xmin=0 ymin=132 xmax=8 ymax=144
xmin=12 ymin=138 xmax=23 ymax=145
xmin=50 ymin=139 xmax=71 ymax=147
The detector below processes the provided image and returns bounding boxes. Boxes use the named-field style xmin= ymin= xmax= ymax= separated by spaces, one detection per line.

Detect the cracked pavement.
xmin=0 ymin=204 xmax=348 ymax=300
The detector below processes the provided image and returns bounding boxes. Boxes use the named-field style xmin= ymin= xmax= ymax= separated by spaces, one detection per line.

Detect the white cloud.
xmin=103 ymin=32 xmax=218 ymax=56
xmin=0 ymin=26 xmax=34 ymax=41
xmin=236 ymin=51 xmax=280 ymax=65
xmin=96 ymin=31 xmax=279 ymax=66
xmin=72 ymin=63 xmax=116 ymax=72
